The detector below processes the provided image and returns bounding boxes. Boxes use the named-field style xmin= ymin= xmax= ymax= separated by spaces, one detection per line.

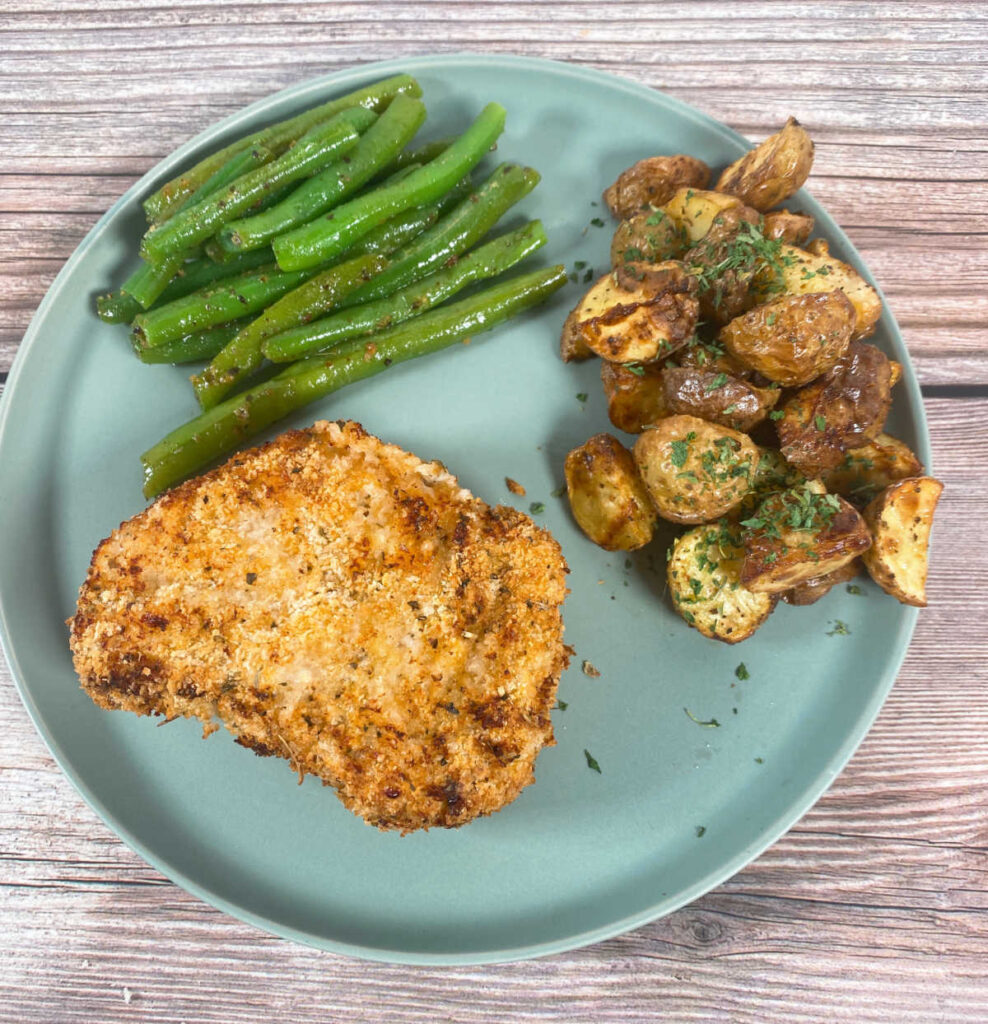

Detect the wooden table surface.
xmin=2 ymin=2 xmax=986 ymax=1021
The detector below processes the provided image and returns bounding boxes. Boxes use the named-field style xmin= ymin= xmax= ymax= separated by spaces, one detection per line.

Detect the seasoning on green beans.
xmin=143 ymin=73 xmax=422 ymax=223
xmin=141 ymin=265 xmax=567 ymax=497
xmin=191 ymin=253 xmax=388 ymax=409
xmin=263 ymin=220 xmax=547 ymax=362
xmin=133 ymin=320 xmax=252 ymax=365
xmin=140 ymin=107 xmax=376 ymax=263
xmin=217 ymin=94 xmax=427 ymax=255
xmin=273 ymin=103 xmax=507 ymax=271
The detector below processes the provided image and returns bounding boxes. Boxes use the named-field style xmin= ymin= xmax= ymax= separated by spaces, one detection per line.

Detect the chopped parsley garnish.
xmin=695 ymin=825 xmax=706 ymax=838
xmin=646 ymin=210 xmax=666 ymax=225
xmin=555 ymin=699 xmax=568 ymax=711
xmin=551 ymin=485 xmax=567 ymax=498
xmin=590 ymin=217 xmax=605 ymax=228
xmin=576 ymin=392 xmax=588 ymax=403
xmin=769 ymin=409 xmax=785 ymax=421
xmin=683 ymin=707 xmax=720 ymax=728
xmin=754 ymin=757 xmax=764 ymax=764
xmin=626 ymin=364 xmax=646 ymax=377
xmin=584 ymin=749 xmax=602 ymax=773
xmin=623 ymin=246 xmax=644 ymax=262
xmin=766 ymin=312 xmax=777 ymax=326
xmin=670 ymin=438 xmax=691 ymax=468
xmin=574 ymin=260 xmax=586 ymax=270
xmin=529 ymin=501 xmax=545 ymax=514
xmin=846 ymin=584 xmax=864 ymax=595
xmin=583 ymin=268 xmax=594 ymax=283
xmin=827 ymin=619 xmax=851 ymax=636
xmin=706 ymin=372 xmax=729 ymax=392
xmin=735 ymin=663 xmax=750 ymax=681
xmin=815 ymin=414 xmax=827 ymax=432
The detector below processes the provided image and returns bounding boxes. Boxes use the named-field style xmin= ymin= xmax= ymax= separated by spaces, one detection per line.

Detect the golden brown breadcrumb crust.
xmin=69 ymin=421 xmax=569 ymax=832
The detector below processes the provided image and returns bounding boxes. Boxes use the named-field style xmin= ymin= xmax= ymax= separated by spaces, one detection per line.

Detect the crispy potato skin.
xmin=753 ymin=244 xmax=882 ymax=340
xmin=781 ymin=559 xmax=861 ymax=606
xmin=565 ymin=434 xmax=658 ymax=550
xmin=861 ymin=477 xmax=943 ymax=606
xmin=741 ymin=484 xmax=872 ymax=594
xmin=762 ymin=209 xmax=815 ymax=245
xmin=719 ymin=291 xmax=855 ymax=386
xmin=661 ymin=367 xmax=779 ymax=432
xmin=820 ymin=433 xmax=924 ymax=506
xmin=663 ymin=188 xmax=760 ymax=246
xmin=667 ymin=523 xmax=775 ymax=643
xmin=610 ymin=209 xmax=688 ymax=267
xmin=683 ymin=228 xmax=761 ymax=325
xmin=601 ymin=360 xmax=669 ymax=434
xmin=715 ymin=117 xmax=814 ymax=212
xmin=777 ymin=341 xmax=893 ymax=477
xmin=571 ymin=263 xmax=699 ymax=363
xmin=633 ymin=414 xmax=758 ymax=524
xmin=604 ymin=155 xmax=711 ymax=220
xmin=559 ymin=307 xmax=596 ymax=362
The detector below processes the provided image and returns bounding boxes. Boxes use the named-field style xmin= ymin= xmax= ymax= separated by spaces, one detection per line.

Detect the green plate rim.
xmin=0 ymin=53 xmax=929 ymax=965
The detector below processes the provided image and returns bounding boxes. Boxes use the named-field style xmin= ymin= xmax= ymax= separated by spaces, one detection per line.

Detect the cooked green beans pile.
xmin=93 ymin=74 xmax=566 ymax=497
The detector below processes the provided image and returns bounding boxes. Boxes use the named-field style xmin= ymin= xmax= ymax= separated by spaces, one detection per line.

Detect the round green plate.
xmin=0 ymin=55 xmax=929 ymax=964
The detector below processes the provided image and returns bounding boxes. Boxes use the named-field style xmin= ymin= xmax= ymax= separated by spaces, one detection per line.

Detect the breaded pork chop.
xmin=70 ymin=421 xmax=569 ymax=832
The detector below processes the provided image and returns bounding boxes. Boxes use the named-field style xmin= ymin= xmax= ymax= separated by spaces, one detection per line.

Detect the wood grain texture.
xmin=1 ymin=3 xmax=986 ymax=1021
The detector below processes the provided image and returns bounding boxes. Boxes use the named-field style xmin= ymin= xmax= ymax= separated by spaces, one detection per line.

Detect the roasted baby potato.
xmin=762 ymin=209 xmax=815 ymax=245
xmin=740 ymin=481 xmax=872 ymax=594
xmin=861 ymin=477 xmax=943 ymax=606
xmin=667 ymin=522 xmax=776 ymax=643
xmin=683 ymin=226 xmax=762 ymax=325
xmin=782 ymin=560 xmax=861 ymax=606
xmin=661 ymin=367 xmax=779 ymax=432
xmin=663 ymin=187 xmax=759 ymax=246
xmin=752 ymin=243 xmax=882 ymax=340
xmin=820 ymin=433 xmax=923 ymax=506
xmin=719 ymin=291 xmax=856 ymax=386
xmin=601 ymin=360 xmax=669 ymax=434
xmin=674 ymin=336 xmax=753 ymax=379
xmin=559 ymin=307 xmax=596 ymax=362
xmin=610 ymin=208 xmax=689 ymax=267
xmin=569 ymin=262 xmax=699 ymax=363
xmin=565 ymin=434 xmax=658 ymax=551
xmin=715 ymin=117 xmax=814 ymax=212
xmin=604 ymin=155 xmax=711 ymax=220
xmin=633 ymin=414 xmax=758 ymax=524
xmin=730 ymin=445 xmax=805 ymax=522
xmin=776 ymin=341 xmax=893 ymax=477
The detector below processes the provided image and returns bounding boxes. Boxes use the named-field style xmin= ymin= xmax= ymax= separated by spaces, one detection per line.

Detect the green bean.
xmin=143 ymin=74 xmax=422 ymax=223
xmin=141 ymin=108 xmax=375 ymax=263
xmin=95 ymin=247 xmax=276 ymax=324
xmin=273 ymin=103 xmax=507 ymax=271
xmin=376 ymin=137 xmax=453 ymax=179
xmin=141 ymin=264 xmax=567 ymax=497
xmin=121 ymin=147 xmax=278 ymax=309
xmin=217 ymin=95 xmax=427 ymax=255
xmin=132 ymin=262 xmax=320 ymax=349
xmin=133 ymin=320 xmax=251 ymax=364
xmin=191 ymin=253 xmax=388 ymax=409
xmin=344 ymin=163 xmax=540 ymax=306
xmin=264 ymin=220 xmax=547 ymax=362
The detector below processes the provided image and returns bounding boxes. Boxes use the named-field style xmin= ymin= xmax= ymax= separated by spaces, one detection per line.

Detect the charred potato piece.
xmin=559 ymin=307 xmax=595 ymax=362
xmin=661 ymin=367 xmax=779 ymax=432
xmin=776 ymin=341 xmax=893 ymax=477
xmin=570 ymin=262 xmax=699 ymax=363
xmin=663 ymin=188 xmax=759 ymax=246
xmin=740 ymin=481 xmax=872 ymax=594
xmin=782 ymin=560 xmax=861 ymax=606
xmin=604 ymin=155 xmax=711 ymax=220
xmin=715 ymin=118 xmax=814 ymax=212
xmin=861 ymin=477 xmax=943 ymax=606
xmin=601 ymin=360 xmax=669 ymax=434
xmin=821 ymin=433 xmax=924 ymax=507
xmin=667 ymin=522 xmax=775 ymax=643
xmin=674 ymin=336 xmax=753 ymax=379
xmin=633 ymin=414 xmax=758 ymax=524
xmin=753 ymin=244 xmax=882 ymax=340
xmin=610 ymin=208 xmax=689 ymax=267
xmin=683 ymin=226 xmax=763 ymax=325
xmin=565 ymin=434 xmax=658 ymax=551
xmin=762 ymin=209 xmax=815 ymax=245
xmin=718 ymin=291 xmax=856 ymax=386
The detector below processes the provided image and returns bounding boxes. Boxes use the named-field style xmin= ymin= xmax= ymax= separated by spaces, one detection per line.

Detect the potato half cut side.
xmin=604 ymin=155 xmax=711 ymax=220
xmin=565 ymin=434 xmax=657 ymax=551
xmin=861 ymin=476 xmax=943 ymax=606
xmin=820 ymin=433 xmax=923 ymax=507
xmin=668 ymin=522 xmax=776 ymax=643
